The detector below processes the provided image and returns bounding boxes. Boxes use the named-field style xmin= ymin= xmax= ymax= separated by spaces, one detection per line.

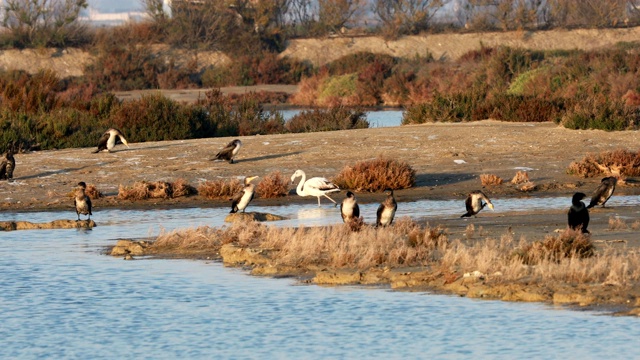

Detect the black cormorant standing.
xmin=230 ymin=176 xmax=258 ymax=213
xmin=213 ymin=139 xmax=242 ymax=164
xmin=376 ymin=189 xmax=397 ymax=227
xmin=461 ymin=190 xmax=494 ymax=218
xmin=0 ymin=148 xmax=15 ymax=180
xmin=587 ymin=176 xmax=617 ymax=209
xmin=74 ymin=181 xmax=92 ymax=221
xmin=568 ymin=192 xmax=590 ymax=233
xmin=340 ymin=191 xmax=360 ymax=224
xmin=93 ymin=128 xmax=129 ymax=153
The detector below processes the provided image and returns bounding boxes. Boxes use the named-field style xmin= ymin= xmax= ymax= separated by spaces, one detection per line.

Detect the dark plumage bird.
xmin=230 ymin=176 xmax=258 ymax=213
xmin=74 ymin=182 xmax=92 ymax=221
xmin=340 ymin=191 xmax=360 ymax=224
xmin=587 ymin=176 xmax=617 ymax=209
xmin=213 ymin=139 xmax=242 ymax=164
xmin=93 ymin=128 xmax=129 ymax=153
xmin=461 ymin=190 xmax=494 ymax=218
xmin=0 ymin=148 xmax=15 ymax=180
xmin=376 ymin=189 xmax=397 ymax=227
xmin=568 ymin=192 xmax=589 ymax=233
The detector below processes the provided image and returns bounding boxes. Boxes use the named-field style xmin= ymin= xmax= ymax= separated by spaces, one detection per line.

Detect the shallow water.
xmin=280 ymin=109 xmax=403 ymax=128
xmin=2 ymin=198 xmax=640 ymax=358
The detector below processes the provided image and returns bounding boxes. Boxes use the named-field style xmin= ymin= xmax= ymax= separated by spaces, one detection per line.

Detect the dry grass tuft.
xmin=172 ymin=178 xmax=198 ymax=198
xmin=84 ymin=184 xmax=103 ymax=199
xmin=518 ymin=229 xmax=595 ymax=265
xmin=464 ymin=224 xmax=475 ymax=239
xmin=197 ymin=178 xmax=242 ymax=200
xmin=480 ymin=174 xmax=503 ymax=186
xmin=518 ymin=181 xmax=537 ymax=192
xmin=345 ymin=217 xmax=365 ymax=232
xmin=256 ymin=171 xmax=289 ymax=198
xmin=632 ymin=220 xmax=640 ymax=230
xmin=511 ymin=171 xmax=529 ymax=184
xmin=568 ymin=149 xmax=640 ymax=178
xmin=118 ymin=181 xmax=173 ymax=200
xmin=333 ymin=157 xmax=415 ymax=192
xmin=608 ymin=216 xmax=628 ymax=230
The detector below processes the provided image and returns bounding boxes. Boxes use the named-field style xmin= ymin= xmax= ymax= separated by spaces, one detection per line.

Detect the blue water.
xmin=1 ymin=199 xmax=640 ymax=358
xmin=280 ymin=109 xmax=403 ymax=128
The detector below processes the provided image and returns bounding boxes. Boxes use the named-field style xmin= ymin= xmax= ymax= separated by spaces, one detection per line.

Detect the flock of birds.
xmin=1 ymin=128 xmax=619 ymax=233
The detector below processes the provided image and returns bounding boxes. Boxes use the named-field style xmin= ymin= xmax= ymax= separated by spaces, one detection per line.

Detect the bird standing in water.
xmin=568 ymin=192 xmax=590 ymax=233
xmin=74 ymin=182 xmax=92 ymax=221
xmin=230 ymin=176 xmax=258 ymax=213
xmin=587 ymin=176 xmax=617 ymax=209
xmin=340 ymin=191 xmax=360 ymax=224
xmin=461 ymin=190 xmax=494 ymax=218
xmin=290 ymin=169 xmax=340 ymax=206
xmin=212 ymin=139 xmax=242 ymax=164
xmin=376 ymin=189 xmax=397 ymax=227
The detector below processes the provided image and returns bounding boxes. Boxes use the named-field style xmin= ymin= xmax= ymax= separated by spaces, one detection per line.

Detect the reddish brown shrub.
xmin=518 ymin=229 xmax=595 ymax=265
xmin=197 ymin=178 xmax=242 ymax=200
xmin=568 ymin=149 xmax=640 ymax=178
xmin=333 ymin=157 xmax=415 ymax=192
xmin=256 ymin=171 xmax=289 ymax=198
xmin=480 ymin=174 xmax=503 ymax=186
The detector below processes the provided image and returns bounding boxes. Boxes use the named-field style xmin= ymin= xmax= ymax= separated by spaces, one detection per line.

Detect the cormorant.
xmin=93 ymin=128 xmax=129 ymax=153
xmin=0 ymin=148 xmax=15 ymax=180
xmin=290 ymin=169 xmax=340 ymax=206
xmin=212 ymin=139 xmax=242 ymax=164
xmin=230 ymin=176 xmax=258 ymax=213
xmin=568 ymin=192 xmax=589 ymax=233
xmin=74 ymin=182 xmax=92 ymax=221
xmin=587 ymin=176 xmax=617 ymax=209
xmin=376 ymin=189 xmax=397 ymax=227
xmin=340 ymin=191 xmax=360 ymax=224
xmin=461 ymin=190 xmax=494 ymax=218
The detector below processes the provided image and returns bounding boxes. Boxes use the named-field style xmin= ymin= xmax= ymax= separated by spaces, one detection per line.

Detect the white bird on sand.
xmin=290 ymin=169 xmax=340 ymax=206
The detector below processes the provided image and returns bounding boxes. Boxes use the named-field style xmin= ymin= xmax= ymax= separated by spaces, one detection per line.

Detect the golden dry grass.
xmin=511 ymin=171 xmax=529 ymax=184
xmin=568 ymin=149 xmax=640 ymax=178
xmin=84 ymin=184 xmax=103 ymax=199
xmin=148 ymin=220 xmax=640 ymax=285
xmin=118 ymin=181 xmax=172 ymax=200
xmin=197 ymin=178 xmax=242 ymax=200
xmin=333 ymin=157 xmax=415 ymax=192
xmin=172 ymin=178 xmax=197 ymax=198
xmin=632 ymin=220 xmax=640 ymax=230
xmin=518 ymin=181 xmax=537 ymax=192
xmin=609 ymin=216 xmax=628 ymax=230
xmin=480 ymin=174 xmax=503 ymax=186
xmin=256 ymin=171 xmax=289 ymax=198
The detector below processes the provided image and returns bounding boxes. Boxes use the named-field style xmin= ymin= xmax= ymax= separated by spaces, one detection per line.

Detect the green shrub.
xmin=561 ymin=97 xmax=638 ymax=131
xmin=285 ymin=107 xmax=368 ymax=133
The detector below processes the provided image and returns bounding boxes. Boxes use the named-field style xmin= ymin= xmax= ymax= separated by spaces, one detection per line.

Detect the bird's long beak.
xmin=248 ymin=176 xmax=259 ymax=183
xmin=488 ymin=203 xmax=495 ymax=210
xmin=120 ymin=136 xmax=130 ymax=148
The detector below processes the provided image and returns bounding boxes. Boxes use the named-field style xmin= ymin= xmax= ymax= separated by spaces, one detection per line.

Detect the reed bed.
xmin=197 ymin=178 xmax=242 ymax=200
xmin=149 ymin=220 xmax=640 ymax=286
xmin=568 ymin=149 xmax=640 ymax=178
xmin=256 ymin=171 xmax=289 ymax=198
xmin=333 ymin=157 xmax=415 ymax=192
xmin=480 ymin=174 xmax=503 ymax=186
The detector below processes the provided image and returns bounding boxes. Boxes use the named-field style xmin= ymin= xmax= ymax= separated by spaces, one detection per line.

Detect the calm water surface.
xmin=2 ymin=198 xmax=640 ymax=358
xmin=280 ymin=109 xmax=403 ymax=128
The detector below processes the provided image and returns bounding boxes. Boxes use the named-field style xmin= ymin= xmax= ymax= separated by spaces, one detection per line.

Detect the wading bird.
xmin=340 ymin=191 xmax=360 ymax=224
xmin=290 ymin=169 xmax=340 ymax=206
xmin=0 ymin=148 xmax=15 ymax=180
xmin=93 ymin=128 xmax=129 ymax=153
xmin=74 ymin=182 xmax=92 ymax=221
xmin=212 ymin=139 xmax=242 ymax=164
xmin=376 ymin=189 xmax=397 ymax=227
xmin=461 ymin=190 xmax=494 ymax=218
xmin=230 ymin=176 xmax=258 ymax=213
xmin=587 ymin=176 xmax=617 ymax=209
xmin=568 ymin=192 xmax=590 ymax=233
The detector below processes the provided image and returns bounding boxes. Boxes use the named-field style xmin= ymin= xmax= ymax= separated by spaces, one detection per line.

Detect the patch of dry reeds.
xmin=480 ymin=174 xmax=503 ymax=186
xmin=518 ymin=182 xmax=537 ymax=192
xmin=608 ymin=216 xmax=628 ymax=230
xmin=632 ymin=220 xmax=640 ymax=230
xmin=149 ymin=219 xmax=640 ymax=286
xmin=333 ymin=157 xmax=415 ymax=192
xmin=197 ymin=178 xmax=242 ymax=200
xmin=568 ymin=149 xmax=640 ymax=178
xmin=256 ymin=171 xmax=289 ymax=198
xmin=511 ymin=171 xmax=529 ymax=184
xmin=85 ymin=184 xmax=103 ymax=199
xmin=172 ymin=178 xmax=197 ymax=198
xmin=118 ymin=181 xmax=173 ymax=200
